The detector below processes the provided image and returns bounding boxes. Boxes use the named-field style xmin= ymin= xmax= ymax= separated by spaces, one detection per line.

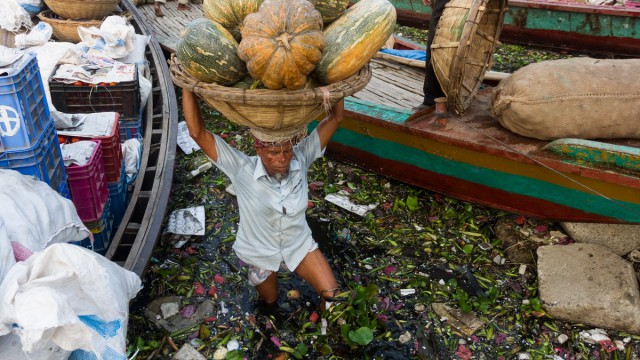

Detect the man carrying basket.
xmin=182 ymin=88 xmax=344 ymax=316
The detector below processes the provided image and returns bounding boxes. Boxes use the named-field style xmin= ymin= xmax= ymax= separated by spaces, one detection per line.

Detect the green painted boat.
xmin=361 ymin=0 xmax=640 ymax=57
xmin=310 ymin=53 xmax=640 ymax=224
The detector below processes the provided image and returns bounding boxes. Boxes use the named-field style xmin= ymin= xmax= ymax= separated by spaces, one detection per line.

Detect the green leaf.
xmin=406 ymin=195 xmax=420 ymax=212
xmin=463 ymin=244 xmax=474 ymax=254
xmin=226 ymin=350 xmax=244 ymax=360
xmin=293 ymin=343 xmax=308 ymax=359
xmin=349 ymin=327 xmax=374 ymax=345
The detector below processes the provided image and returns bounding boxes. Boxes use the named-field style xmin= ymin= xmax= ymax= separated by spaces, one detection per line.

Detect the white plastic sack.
xmin=0 ymin=45 xmax=24 ymax=67
xmin=0 ymin=218 xmax=15 ymax=285
xmin=31 ymin=42 xmax=82 ymax=111
xmin=0 ymin=243 xmax=142 ymax=358
xmin=0 ymin=0 xmax=32 ymax=32
xmin=0 ymin=170 xmax=91 ymax=254
xmin=121 ymin=34 xmax=150 ymax=65
xmin=78 ymin=16 xmax=135 ymax=59
xmin=122 ymin=138 xmax=142 ymax=183
xmin=0 ymin=334 xmax=70 ymax=360
xmin=14 ymin=22 xmax=52 ymax=49
xmin=139 ymin=65 xmax=152 ymax=107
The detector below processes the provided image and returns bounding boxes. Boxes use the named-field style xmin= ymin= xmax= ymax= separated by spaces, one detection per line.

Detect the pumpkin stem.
xmin=275 ymin=33 xmax=292 ymax=50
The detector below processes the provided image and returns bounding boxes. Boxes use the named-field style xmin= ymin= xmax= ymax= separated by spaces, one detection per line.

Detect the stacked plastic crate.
xmin=0 ymin=53 xmax=69 ymax=197
xmin=63 ymin=139 xmax=112 ymax=253
xmin=57 ymin=113 xmax=127 ymax=231
xmin=49 ymin=63 xmax=143 ymax=141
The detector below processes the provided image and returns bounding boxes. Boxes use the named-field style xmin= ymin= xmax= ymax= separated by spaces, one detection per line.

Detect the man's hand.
xmin=421 ymin=0 xmax=431 ymax=6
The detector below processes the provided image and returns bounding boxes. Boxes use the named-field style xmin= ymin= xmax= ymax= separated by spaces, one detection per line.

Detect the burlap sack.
xmin=491 ymin=58 xmax=640 ymax=140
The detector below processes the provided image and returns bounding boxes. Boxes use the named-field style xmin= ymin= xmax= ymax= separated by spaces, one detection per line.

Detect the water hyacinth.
xmin=125 ymin=27 xmax=640 ymax=360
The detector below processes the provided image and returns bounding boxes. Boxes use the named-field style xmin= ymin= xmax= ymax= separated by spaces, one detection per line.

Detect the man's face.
xmin=256 ymin=143 xmax=294 ymax=179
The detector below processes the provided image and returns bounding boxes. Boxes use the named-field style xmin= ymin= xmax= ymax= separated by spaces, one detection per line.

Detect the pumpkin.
xmin=313 ymin=0 xmax=396 ymax=84
xmin=309 ymin=0 xmax=349 ymax=24
xmin=203 ymin=0 xmax=263 ymax=40
xmin=176 ymin=18 xmax=247 ymax=85
xmin=237 ymin=0 xmax=324 ymax=90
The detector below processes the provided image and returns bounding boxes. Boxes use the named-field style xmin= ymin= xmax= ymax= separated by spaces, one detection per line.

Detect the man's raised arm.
xmin=182 ymin=88 xmax=219 ymax=162
xmin=316 ymin=98 xmax=344 ymax=150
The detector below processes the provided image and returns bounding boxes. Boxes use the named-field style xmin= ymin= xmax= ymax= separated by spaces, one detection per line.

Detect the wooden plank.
xmin=136 ymin=1 xmax=203 ymax=51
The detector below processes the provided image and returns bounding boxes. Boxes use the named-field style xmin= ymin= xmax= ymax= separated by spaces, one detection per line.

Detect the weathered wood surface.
xmin=136 ymin=1 xmax=425 ymax=111
xmin=137 ymin=1 xmax=204 ymax=52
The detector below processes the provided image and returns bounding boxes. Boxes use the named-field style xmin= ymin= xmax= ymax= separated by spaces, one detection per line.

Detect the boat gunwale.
xmin=342 ymin=97 xmax=640 ymax=191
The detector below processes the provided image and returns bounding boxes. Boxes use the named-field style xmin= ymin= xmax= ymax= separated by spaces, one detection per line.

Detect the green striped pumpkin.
xmin=314 ymin=0 xmax=396 ymax=84
xmin=203 ymin=0 xmax=263 ymax=40
xmin=309 ymin=0 xmax=349 ymax=24
xmin=176 ymin=18 xmax=247 ymax=85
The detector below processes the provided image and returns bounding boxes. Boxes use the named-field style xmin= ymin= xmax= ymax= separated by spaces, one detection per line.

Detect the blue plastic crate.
xmin=0 ymin=53 xmax=52 ymax=152
xmin=119 ymin=111 xmax=143 ymax=141
xmin=57 ymin=174 xmax=71 ymax=200
xmin=0 ymin=120 xmax=67 ymax=191
xmin=108 ymin=158 xmax=127 ymax=229
xmin=79 ymin=198 xmax=113 ymax=254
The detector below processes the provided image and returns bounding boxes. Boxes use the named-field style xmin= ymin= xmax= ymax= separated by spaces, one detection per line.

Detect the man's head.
xmin=255 ymin=140 xmax=294 ymax=181
xmin=251 ymin=128 xmax=306 ymax=181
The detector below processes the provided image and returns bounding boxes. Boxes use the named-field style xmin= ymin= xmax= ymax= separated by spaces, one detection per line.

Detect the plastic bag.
xmin=0 ymin=243 xmax=142 ymax=358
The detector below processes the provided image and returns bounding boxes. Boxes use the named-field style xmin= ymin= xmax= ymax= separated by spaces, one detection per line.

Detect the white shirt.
xmin=212 ymin=130 xmax=324 ymax=271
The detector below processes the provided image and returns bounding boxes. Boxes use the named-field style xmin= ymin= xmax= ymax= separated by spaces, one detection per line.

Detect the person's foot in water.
xmin=255 ymin=300 xmax=284 ymax=324
xmin=153 ymin=2 xmax=164 ymax=17
xmin=177 ymin=3 xmax=190 ymax=10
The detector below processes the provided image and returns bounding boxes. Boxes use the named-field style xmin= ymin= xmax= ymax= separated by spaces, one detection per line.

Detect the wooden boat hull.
xmin=311 ymin=95 xmax=640 ymax=224
xmin=104 ymin=0 xmax=178 ymax=276
xmin=374 ymin=0 xmax=640 ymax=57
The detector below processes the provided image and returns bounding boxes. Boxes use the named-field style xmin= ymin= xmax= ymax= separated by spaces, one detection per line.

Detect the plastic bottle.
xmin=186 ymin=152 xmax=213 ymax=179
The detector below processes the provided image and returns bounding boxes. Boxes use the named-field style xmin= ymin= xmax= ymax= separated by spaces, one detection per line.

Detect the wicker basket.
xmin=431 ymin=0 xmax=507 ymax=114
xmin=37 ymin=11 xmax=103 ymax=43
xmin=44 ymin=0 xmax=120 ymax=20
xmin=169 ymin=55 xmax=372 ymax=138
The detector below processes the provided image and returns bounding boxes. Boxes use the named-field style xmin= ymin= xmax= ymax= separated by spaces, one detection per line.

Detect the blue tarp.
xmin=378 ymin=49 xmax=426 ymax=61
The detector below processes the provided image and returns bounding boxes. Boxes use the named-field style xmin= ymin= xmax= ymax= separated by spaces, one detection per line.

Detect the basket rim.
xmin=38 ymin=10 xmax=104 ymax=25
xmin=169 ymin=55 xmax=372 ymax=106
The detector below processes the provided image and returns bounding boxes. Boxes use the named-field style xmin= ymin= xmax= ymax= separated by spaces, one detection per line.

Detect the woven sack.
xmin=491 ymin=58 xmax=640 ymax=140
xmin=431 ymin=0 xmax=507 ymax=115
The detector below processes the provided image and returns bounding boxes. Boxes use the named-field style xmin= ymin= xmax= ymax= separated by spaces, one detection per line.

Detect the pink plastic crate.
xmin=58 ymin=113 xmax=122 ymax=183
xmin=65 ymin=140 xmax=109 ymax=222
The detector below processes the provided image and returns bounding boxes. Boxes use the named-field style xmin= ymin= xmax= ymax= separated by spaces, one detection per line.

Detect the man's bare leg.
xmin=295 ymin=249 xmax=339 ymax=311
xmin=153 ymin=1 xmax=164 ymax=17
xmin=255 ymin=271 xmax=279 ymax=304
xmin=177 ymin=1 xmax=190 ymax=10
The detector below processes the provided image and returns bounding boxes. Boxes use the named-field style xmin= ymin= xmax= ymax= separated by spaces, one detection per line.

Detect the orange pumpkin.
xmin=237 ymin=0 xmax=324 ymax=90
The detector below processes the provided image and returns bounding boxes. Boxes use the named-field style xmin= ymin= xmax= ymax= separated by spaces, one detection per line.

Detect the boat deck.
xmin=135 ymin=1 xmax=424 ymax=111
